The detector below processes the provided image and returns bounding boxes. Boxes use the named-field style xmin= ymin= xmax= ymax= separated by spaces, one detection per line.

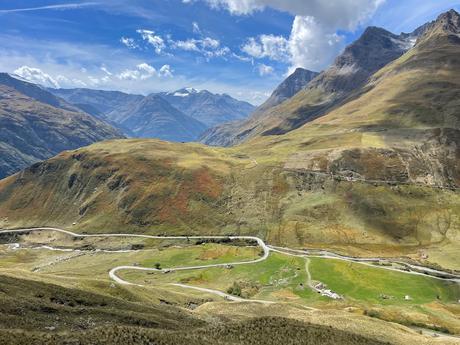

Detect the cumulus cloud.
xmin=195 ymin=0 xmax=384 ymax=71
xmin=136 ymin=29 xmax=165 ymax=54
xmin=56 ymin=75 xmax=87 ymax=87
xmin=199 ymin=0 xmax=383 ymax=29
xmin=117 ymin=63 xmax=173 ymax=80
xmin=171 ymin=37 xmax=230 ymax=59
xmin=257 ymin=63 xmax=274 ymax=76
xmin=13 ymin=66 xmax=60 ymax=88
xmin=132 ymin=29 xmax=231 ymax=60
xmin=288 ymin=16 xmax=344 ymax=72
xmin=241 ymin=35 xmax=289 ymax=61
xmin=241 ymin=15 xmax=345 ymax=71
xmin=159 ymin=64 xmax=173 ymax=77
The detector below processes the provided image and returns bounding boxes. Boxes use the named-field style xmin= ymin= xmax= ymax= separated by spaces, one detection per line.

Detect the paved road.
xmin=1 ymin=226 xmax=456 ymax=339
xmin=0 ymin=227 xmax=272 ymax=303
xmin=1 ymin=227 xmax=459 ymax=295
xmin=269 ymin=245 xmax=460 ymax=282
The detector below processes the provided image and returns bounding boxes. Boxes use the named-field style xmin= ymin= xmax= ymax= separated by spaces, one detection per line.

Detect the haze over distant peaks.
xmin=158 ymin=87 xmax=255 ymax=128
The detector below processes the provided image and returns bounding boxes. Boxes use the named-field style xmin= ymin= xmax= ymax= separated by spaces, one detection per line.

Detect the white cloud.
xmin=197 ymin=0 xmax=384 ymax=71
xmin=117 ymin=63 xmax=173 ymax=80
xmin=174 ymin=39 xmax=200 ymax=51
xmin=241 ymin=35 xmax=289 ymax=61
xmin=192 ymin=21 xmax=202 ymax=34
xmin=13 ymin=66 xmax=60 ymax=88
xmin=134 ymin=29 xmax=231 ymax=60
xmin=198 ymin=0 xmax=384 ymax=29
xmin=241 ymin=16 xmax=345 ymax=72
xmin=172 ymin=37 xmax=221 ymax=51
xmin=120 ymin=37 xmax=138 ymax=49
xmin=100 ymin=65 xmax=112 ymax=76
xmin=159 ymin=64 xmax=173 ymax=77
xmin=258 ymin=63 xmax=274 ymax=76
xmin=288 ymin=16 xmax=344 ymax=72
xmin=171 ymin=37 xmax=230 ymax=59
xmin=0 ymin=2 xmax=99 ymax=14
xmin=136 ymin=29 xmax=165 ymax=54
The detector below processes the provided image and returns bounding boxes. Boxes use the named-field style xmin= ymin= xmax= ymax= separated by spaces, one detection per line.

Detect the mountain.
xmin=200 ymin=68 xmax=318 ymax=146
xmin=0 ymin=10 xmax=459 ymax=253
xmin=158 ymin=88 xmax=255 ymax=127
xmin=49 ymin=88 xmax=144 ymax=120
xmin=0 ymin=75 xmax=124 ymax=179
xmin=111 ymin=94 xmax=207 ymax=141
xmin=1 ymin=9 xmax=460 ymax=343
xmin=50 ymin=87 xmax=254 ymax=140
xmin=201 ymin=24 xmax=426 ymax=146
xmin=256 ymin=68 xmax=319 ymax=113
xmin=1 ymin=73 xmax=79 ymax=112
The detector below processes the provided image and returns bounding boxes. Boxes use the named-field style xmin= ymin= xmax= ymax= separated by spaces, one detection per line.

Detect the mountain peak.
xmin=435 ymin=8 xmax=460 ymax=32
xmin=415 ymin=8 xmax=460 ymax=46
xmin=361 ymin=26 xmax=394 ymax=37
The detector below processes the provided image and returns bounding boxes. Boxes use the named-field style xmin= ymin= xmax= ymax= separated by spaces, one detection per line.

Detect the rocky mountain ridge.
xmin=201 ymin=22 xmax=430 ymax=146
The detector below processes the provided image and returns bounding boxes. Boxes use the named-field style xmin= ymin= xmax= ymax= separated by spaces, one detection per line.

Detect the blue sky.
xmin=0 ymin=0 xmax=459 ymax=104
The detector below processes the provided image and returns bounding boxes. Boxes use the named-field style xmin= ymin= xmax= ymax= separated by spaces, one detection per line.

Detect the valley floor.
xmin=0 ymin=227 xmax=459 ymax=343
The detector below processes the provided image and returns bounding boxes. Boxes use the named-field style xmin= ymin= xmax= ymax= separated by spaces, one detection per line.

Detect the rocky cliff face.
xmin=256 ymin=68 xmax=319 ymax=113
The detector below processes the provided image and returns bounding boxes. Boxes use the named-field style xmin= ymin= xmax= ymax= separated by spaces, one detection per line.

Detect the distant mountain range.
xmin=0 ymin=73 xmax=254 ymax=178
xmin=0 ymin=73 xmax=123 ymax=179
xmin=51 ymin=87 xmax=255 ymax=141
xmin=109 ymin=94 xmax=207 ymax=142
xmin=1 ymin=9 xmax=460 ymax=256
xmin=158 ymin=88 xmax=255 ymax=127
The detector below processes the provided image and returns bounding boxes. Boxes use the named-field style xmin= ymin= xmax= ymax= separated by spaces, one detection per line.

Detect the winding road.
xmin=1 ymin=226 xmax=459 ymax=340
xmin=0 ymin=227 xmax=459 ymax=301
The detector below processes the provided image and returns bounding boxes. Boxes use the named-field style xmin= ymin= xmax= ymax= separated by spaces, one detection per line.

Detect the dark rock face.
xmin=0 ymin=77 xmax=123 ymax=179
xmin=308 ymin=27 xmax=413 ymax=95
xmin=158 ymin=88 xmax=255 ymax=128
xmin=256 ymin=68 xmax=319 ymax=113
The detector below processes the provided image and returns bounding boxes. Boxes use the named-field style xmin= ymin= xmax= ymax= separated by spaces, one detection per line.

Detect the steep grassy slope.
xmin=201 ymin=25 xmax=421 ymax=146
xmin=0 ymin=273 xmax=453 ymax=345
xmin=201 ymin=68 xmax=318 ymax=146
xmin=0 ymin=82 xmax=123 ymax=179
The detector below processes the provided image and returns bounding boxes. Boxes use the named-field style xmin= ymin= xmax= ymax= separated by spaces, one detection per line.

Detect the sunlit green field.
xmin=0 ymin=233 xmax=459 ymax=334
xmin=308 ymin=258 xmax=460 ymax=305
